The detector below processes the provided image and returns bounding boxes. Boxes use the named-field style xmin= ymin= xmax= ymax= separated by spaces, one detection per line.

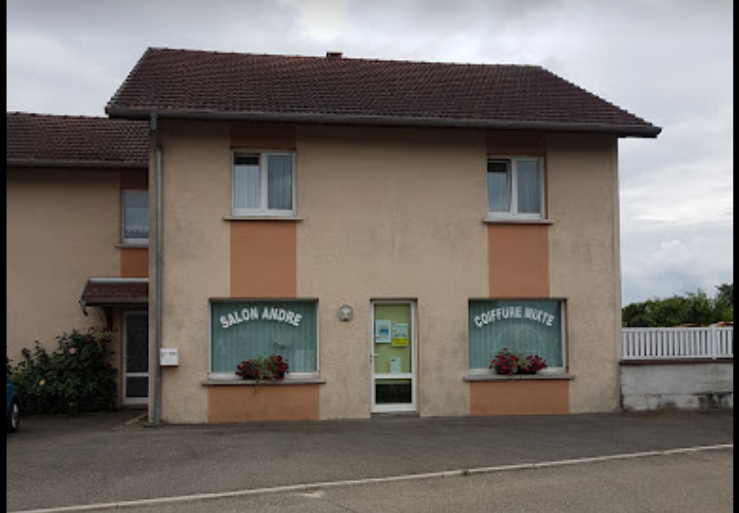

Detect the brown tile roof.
xmin=7 ymin=112 xmax=148 ymax=168
xmin=79 ymin=278 xmax=148 ymax=309
xmin=107 ymin=48 xmax=660 ymax=138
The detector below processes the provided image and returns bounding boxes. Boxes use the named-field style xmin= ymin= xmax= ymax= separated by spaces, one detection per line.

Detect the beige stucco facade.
xmin=152 ymin=120 xmax=232 ymax=423
xmin=6 ymin=167 xmax=152 ymax=407
xmin=547 ymin=133 xmax=621 ymax=412
xmin=296 ymin=125 xmax=489 ymax=419
xmin=152 ymin=120 xmax=622 ymax=423
xmin=6 ymin=168 xmax=120 ymax=362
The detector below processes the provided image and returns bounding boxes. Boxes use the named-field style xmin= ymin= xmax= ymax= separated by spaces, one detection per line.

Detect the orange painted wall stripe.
xmin=120 ymin=248 xmax=149 ymax=278
xmin=470 ymin=380 xmax=569 ymax=415
xmin=485 ymin=131 xmax=550 ymax=299
xmin=230 ymin=222 xmax=297 ymax=297
xmin=207 ymin=385 xmax=320 ymax=422
xmin=487 ymin=224 xmax=549 ymax=298
xmin=228 ymin=122 xmax=298 ymax=298
xmin=119 ymin=170 xmax=149 ymax=279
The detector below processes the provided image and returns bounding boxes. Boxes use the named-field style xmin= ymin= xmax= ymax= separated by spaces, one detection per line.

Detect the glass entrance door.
xmin=123 ymin=311 xmax=149 ymax=406
xmin=371 ymin=301 xmax=416 ymax=413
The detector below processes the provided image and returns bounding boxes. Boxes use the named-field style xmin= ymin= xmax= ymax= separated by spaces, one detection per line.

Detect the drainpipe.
xmin=151 ymin=112 xmax=163 ymax=426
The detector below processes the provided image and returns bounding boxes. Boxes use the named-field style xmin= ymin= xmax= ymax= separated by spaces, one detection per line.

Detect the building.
xmin=6 ymin=112 xmax=150 ymax=407
xmin=8 ymin=48 xmax=661 ymax=423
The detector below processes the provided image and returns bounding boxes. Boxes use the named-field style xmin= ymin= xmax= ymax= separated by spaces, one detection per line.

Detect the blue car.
xmin=6 ymin=374 xmax=20 ymax=433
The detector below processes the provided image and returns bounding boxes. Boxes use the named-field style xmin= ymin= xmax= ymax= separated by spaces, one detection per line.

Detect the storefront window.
xmin=210 ymin=300 xmax=318 ymax=376
xmin=468 ymin=299 xmax=564 ymax=371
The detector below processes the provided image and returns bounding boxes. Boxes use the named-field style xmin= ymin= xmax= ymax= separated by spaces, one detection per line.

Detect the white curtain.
xmin=233 ymin=155 xmax=260 ymax=210
xmin=123 ymin=191 xmax=149 ymax=239
xmin=267 ymin=155 xmax=293 ymax=210
xmin=516 ymin=160 xmax=540 ymax=214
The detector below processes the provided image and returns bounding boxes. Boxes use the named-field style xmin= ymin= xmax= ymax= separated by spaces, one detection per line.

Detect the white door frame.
xmin=122 ymin=310 xmax=149 ymax=406
xmin=370 ymin=300 xmax=417 ymax=414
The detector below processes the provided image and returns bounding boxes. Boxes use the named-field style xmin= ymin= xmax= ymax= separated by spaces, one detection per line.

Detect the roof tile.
xmin=107 ymin=48 xmax=660 ymax=137
xmin=6 ymin=112 xmax=148 ymax=168
xmin=80 ymin=279 xmax=148 ymax=306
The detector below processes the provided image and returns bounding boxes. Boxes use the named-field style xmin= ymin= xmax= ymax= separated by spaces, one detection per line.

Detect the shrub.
xmin=10 ymin=327 xmax=117 ymax=415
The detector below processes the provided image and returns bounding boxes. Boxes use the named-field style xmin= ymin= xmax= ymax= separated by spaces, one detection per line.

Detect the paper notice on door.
xmin=389 ymin=357 xmax=401 ymax=374
xmin=391 ymin=323 xmax=408 ymax=347
xmin=375 ymin=319 xmax=392 ymax=343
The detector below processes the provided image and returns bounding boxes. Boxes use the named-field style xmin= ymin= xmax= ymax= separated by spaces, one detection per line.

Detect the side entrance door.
xmin=123 ymin=311 xmax=149 ymax=406
xmin=371 ymin=301 xmax=416 ymax=414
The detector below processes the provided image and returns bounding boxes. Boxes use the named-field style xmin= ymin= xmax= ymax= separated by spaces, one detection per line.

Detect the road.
xmin=78 ymin=449 xmax=733 ymax=513
xmin=6 ymin=410 xmax=734 ymax=512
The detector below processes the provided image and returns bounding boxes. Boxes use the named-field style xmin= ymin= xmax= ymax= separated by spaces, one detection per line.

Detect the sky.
xmin=6 ymin=0 xmax=733 ymax=306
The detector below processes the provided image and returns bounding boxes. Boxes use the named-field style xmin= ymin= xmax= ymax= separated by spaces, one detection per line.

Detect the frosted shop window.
xmin=210 ymin=300 xmax=318 ymax=378
xmin=468 ymin=299 xmax=565 ymax=373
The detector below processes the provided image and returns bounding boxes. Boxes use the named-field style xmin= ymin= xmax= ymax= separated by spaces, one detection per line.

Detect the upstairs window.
xmin=122 ymin=190 xmax=149 ymax=244
xmin=487 ymin=158 xmax=544 ymax=219
xmin=232 ymin=152 xmax=295 ymax=216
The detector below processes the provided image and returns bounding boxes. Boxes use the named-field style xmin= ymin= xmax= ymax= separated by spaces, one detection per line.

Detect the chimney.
xmin=326 ymin=51 xmax=343 ymax=59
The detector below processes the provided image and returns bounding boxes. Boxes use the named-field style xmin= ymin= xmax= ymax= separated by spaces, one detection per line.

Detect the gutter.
xmin=106 ymin=108 xmax=662 ymax=138
xmin=7 ymin=159 xmax=148 ymax=169
xmin=151 ymin=112 xmax=163 ymax=426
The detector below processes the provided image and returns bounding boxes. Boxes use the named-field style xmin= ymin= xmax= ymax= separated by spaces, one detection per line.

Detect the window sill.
xmin=464 ymin=372 xmax=574 ymax=382
xmin=115 ymin=243 xmax=149 ymax=249
xmin=483 ymin=218 xmax=553 ymax=225
xmin=224 ymin=216 xmax=303 ymax=222
xmin=202 ymin=377 xmax=326 ymax=386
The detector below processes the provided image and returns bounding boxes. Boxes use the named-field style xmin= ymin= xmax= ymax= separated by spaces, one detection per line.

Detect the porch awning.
xmin=79 ymin=278 xmax=148 ymax=315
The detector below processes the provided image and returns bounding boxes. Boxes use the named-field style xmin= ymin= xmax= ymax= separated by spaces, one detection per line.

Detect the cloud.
xmin=621 ymin=220 xmax=734 ymax=304
xmin=6 ymin=0 xmax=734 ymax=305
xmin=276 ymin=0 xmax=351 ymax=40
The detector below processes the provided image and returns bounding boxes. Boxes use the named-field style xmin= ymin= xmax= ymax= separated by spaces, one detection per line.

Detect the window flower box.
xmin=236 ymin=355 xmax=289 ymax=382
xmin=489 ymin=348 xmax=547 ymax=375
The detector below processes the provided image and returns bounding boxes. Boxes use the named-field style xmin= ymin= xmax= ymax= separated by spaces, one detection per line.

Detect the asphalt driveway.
xmin=6 ymin=409 xmax=734 ymax=512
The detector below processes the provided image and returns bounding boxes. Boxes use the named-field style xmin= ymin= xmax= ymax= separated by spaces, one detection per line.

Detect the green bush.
xmin=622 ymin=283 xmax=734 ymax=327
xmin=10 ymin=327 xmax=118 ymax=415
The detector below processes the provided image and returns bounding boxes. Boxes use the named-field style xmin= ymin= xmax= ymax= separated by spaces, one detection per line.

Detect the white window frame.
xmin=467 ymin=298 xmax=567 ymax=375
xmin=121 ymin=190 xmax=149 ymax=245
xmin=231 ymin=150 xmax=296 ymax=217
xmin=207 ymin=298 xmax=320 ymax=381
xmin=486 ymin=157 xmax=545 ymax=220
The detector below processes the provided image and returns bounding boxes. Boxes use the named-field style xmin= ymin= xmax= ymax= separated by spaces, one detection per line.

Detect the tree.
xmin=716 ymin=283 xmax=734 ymax=308
xmin=622 ymin=284 xmax=734 ymax=327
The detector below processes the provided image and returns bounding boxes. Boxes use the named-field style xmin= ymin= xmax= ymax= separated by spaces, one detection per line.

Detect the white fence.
xmin=622 ymin=326 xmax=733 ymax=360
